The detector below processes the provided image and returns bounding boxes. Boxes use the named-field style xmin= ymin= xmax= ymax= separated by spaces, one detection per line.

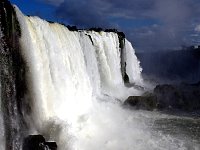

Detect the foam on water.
xmin=14 ymin=6 xmax=198 ymax=150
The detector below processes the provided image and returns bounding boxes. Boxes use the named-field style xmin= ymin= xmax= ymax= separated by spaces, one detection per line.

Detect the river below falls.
xmin=140 ymin=110 xmax=200 ymax=150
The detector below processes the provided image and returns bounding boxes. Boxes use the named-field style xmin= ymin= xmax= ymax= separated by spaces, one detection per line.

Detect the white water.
xmin=14 ymin=7 xmax=198 ymax=150
xmin=124 ymin=39 xmax=143 ymax=85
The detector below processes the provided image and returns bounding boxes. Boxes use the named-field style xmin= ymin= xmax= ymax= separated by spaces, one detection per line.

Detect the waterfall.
xmin=14 ymin=7 xmax=150 ymax=150
xmin=124 ymin=39 xmax=143 ymax=84
xmin=0 ymin=2 xmax=197 ymax=150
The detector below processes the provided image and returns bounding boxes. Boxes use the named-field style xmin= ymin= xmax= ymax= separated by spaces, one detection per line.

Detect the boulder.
xmin=124 ymin=93 xmax=157 ymax=110
xmin=154 ymin=84 xmax=183 ymax=109
xmin=124 ymin=81 xmax=200 ymax=111
xmin=154 ymin=83 xmax=200 ymax=111
xmin=45 ymin=142 xmax=57 ymax=150
xmin=23 ymin=135 xmax=57 ymax=150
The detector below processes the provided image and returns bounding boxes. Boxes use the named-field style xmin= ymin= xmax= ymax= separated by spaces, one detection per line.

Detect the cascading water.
xmin=124 ymin=39 xmax=143 ymax=85
xmin=15 ymin=5 xmax=154 ymax=148
xmin=13 ymin=6 xmax=200 ymax=150
xmin=0 ymin=2 xmax=199 ymax=149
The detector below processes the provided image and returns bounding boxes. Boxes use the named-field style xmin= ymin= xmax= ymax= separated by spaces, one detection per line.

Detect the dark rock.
xmin=88 ymin=27 xmax=103 ymax=32
xmin=154 ymin=84 xmax=182 ymax=109
xmin=0 ymin=0 xmax=28 ymax=149
xmin=23 ymin=135 xmax=45 ymax=150
xmin=124 ymin=93 xmax=157 ymax=110
xmin=118 ymin=32 xmax=126 ymax=83
xmin=45 ymin=142 xmax=58 ymax=150
xmin=125 ymin=81 xmax=200 ymax=111
xmin=87 ymin=34 xmax=94 ymax=45
xmin=66 ymin=25 xmax=78 ymax=31
xmin=117 ymin=32 xmax=125 ymax=39
xmin=23 ymin=135 xmax=57 ymax=150
xmin=105 ymin=29 xmax=118 ymax=33
xmin=123 ymin=73 xmax=129 ymax=83
xmin=154 ymin=83 xmax=200 ymax=111
xmin=47 ymin=20 xmax=55 ymax=24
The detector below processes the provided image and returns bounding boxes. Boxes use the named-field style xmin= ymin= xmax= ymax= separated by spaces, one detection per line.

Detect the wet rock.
xmin=45 ymin=142 xmax=58 ymax=150
xmin=23 ymin=135 xmax=57 ymax=150
xmin=154 ymin=84 xmax=183 ymax=109
xmin=66 ymin=25 xmax=78 ymax=31
xmin=124 ymin=93 xmax=157 ymax=110
xmin=105 ymin=29 xmax=118 ymax=32
xmin=154 ymin=82 xmax=200 ymax=111
xmin=125 ymin=81 xmax=200 ymax=111
xmin=88 ymin=27 xmax=103 ymax=32
xmin=123 ymin=72 xmax=129 ymax=83
xmin=0 ymin=0 xmax=28 ymax=149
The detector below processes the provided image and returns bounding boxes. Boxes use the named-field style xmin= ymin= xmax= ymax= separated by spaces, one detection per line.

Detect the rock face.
xmin=154 ymin=84 xmax=184 ymax=110
xmin=22 ymin=135 xmax=57 ymax=150
xmin=154 ymin=82 xmax=200 ymax=111
xmin=124 ymin=82 xmax=200 ymax=111
xmin=0 ymin=0 xmax=28 ymax=149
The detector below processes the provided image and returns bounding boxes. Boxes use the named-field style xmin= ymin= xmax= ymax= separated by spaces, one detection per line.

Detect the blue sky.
xmin=10 ymin=0 xmax=56 ymax=21
xmin=10 ymin=0 xmax=200 ymax=52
